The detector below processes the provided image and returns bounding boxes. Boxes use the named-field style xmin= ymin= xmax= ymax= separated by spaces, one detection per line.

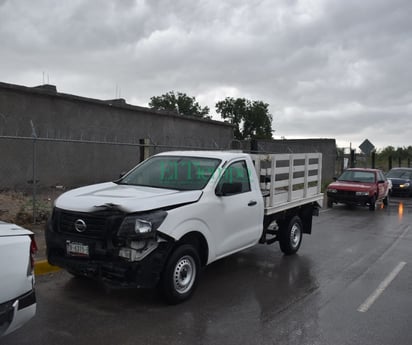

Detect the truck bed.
xmin=251 ymin=153 xmax=324 ymax=215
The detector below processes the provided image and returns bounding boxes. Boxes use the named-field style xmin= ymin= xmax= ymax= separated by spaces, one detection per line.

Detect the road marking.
xmin=378 ymin=225 xmax=410 ymax=261
xmin=358 ymin=261 xmax=406 ymax=313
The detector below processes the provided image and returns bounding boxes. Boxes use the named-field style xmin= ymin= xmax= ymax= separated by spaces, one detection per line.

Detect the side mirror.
xmin=216 ymin=182 xmax=243 ymax=196
xmin=333 ymin=177 xmax=338 ymax=181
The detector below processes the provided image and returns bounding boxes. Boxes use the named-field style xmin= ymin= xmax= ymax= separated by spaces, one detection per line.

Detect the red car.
xmin=326 ymin=168 xmax=390 ymax=211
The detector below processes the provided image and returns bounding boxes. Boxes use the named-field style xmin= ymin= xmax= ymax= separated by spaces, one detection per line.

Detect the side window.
xmin=215 ymin=160 xmax=251 ymax=196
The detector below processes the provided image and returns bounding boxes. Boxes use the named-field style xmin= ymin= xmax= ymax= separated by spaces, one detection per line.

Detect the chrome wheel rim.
xmin=290 ymin=223 xmax=301 ymax=248
xmin=173 ymin=255 xmax=196 ymax=294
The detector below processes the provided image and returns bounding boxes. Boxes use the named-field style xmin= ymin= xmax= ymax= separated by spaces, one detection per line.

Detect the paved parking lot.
xmin=3 ymin=197 xmax=412 ymax=345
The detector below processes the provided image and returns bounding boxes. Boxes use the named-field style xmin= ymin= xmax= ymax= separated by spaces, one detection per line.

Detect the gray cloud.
xmin=1 ymin=0 xmax=411 ymax=150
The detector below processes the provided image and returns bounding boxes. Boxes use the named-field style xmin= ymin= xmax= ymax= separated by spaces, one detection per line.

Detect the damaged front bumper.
xmin=45 ymin=220 xmax=174 ymax=289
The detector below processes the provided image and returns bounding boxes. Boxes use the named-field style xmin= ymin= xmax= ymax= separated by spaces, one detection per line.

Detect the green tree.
xmin=375 ymin=145 xmax=412 ymax=170
xmin=378 ymin=146 xmax=395 ymax=158
xmin=149 ymin=91 xmax=210 ymax=118
xmin=215 ymin=97 xmax=273 ymax=140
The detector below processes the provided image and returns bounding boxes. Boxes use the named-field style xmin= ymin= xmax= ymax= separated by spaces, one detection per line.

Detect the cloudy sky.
xmin=1 ymin=0 xmax=411 ymax=150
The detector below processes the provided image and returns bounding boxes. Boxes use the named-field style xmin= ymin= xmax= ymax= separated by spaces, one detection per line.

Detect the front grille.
xmin=335 ymin=190 xmax=356 ymax=196
xmin=55 ymin=208 xmax=124 ymax=239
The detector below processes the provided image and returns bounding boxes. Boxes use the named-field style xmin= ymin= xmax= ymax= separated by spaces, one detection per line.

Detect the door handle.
xmin=248 ymin=200 xmax=257 ymax=206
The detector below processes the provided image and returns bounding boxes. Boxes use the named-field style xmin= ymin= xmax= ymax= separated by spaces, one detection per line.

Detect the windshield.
xmin=118 ymin=156 xmax=221 ymax=191
xmin=338 ymin=170 xmax=376 ymax=183
xmin=386 ymin=169 xmax=412 ymax=179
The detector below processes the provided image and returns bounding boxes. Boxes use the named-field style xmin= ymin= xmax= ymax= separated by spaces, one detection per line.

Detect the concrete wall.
xmin=0 ymin=82 xmax=336 ymax=191
xmin=0 ymin=82 xmax=234 ymax=190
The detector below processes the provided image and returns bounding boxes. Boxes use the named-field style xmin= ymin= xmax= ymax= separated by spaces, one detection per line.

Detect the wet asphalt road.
xmin=3 ymin=197 xmax=412 ymax=345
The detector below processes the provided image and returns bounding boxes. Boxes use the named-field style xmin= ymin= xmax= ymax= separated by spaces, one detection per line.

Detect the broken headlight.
xmin=117 ymin=210 xmax=167 ymax=239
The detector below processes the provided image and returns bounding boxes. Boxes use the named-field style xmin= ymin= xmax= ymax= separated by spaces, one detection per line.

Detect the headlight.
xmin=117 ymin=210 xmax=167 ymax=239
xmin=400 ymin=183 xmax=410 ymax=188
xmin=356 ymin=191 xmax=369 ymax=196
xmin=328 ymin=189 xmax=338 ymax=193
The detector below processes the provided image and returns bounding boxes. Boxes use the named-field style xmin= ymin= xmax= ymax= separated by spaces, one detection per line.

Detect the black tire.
xmin=279 ymin=216 xmax=303 ymax=255
xmin=383 ymin=194 xmax=389 ymax=206
xmin=327 ymin=198 xmax=333 ymax=208
xmin=160 ymin=244 xmax=201 ymax=304
xmin=369 ymin=196 xmax=376 ymax=211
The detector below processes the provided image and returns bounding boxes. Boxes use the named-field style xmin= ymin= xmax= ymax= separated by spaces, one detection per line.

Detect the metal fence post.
xmin=139 ymin=138 xmax=151 ymax=162
xmin=350 ymin=149 xmax=355 ymax=168
xmin=30 ymin=120 xmax=37 ymax=224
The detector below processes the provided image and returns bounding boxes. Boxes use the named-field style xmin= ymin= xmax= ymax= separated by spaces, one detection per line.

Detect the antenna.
xmin=115 ymin=84 xmax=122 ymax=99
xmin=42 ymin=72 xmax=50 ymax=85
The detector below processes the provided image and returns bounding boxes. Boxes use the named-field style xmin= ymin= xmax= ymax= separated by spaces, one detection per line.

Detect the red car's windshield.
xmin=338 ymin=170 xmax=376 ymax=183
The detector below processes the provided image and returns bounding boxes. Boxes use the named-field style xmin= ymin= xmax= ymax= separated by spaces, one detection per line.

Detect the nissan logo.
xmin=74 ymin=219 xmax=87 ymax=233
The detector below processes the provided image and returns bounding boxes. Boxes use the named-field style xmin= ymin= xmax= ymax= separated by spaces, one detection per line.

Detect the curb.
xmin=34 ymin=260 xmax=61 ymax=275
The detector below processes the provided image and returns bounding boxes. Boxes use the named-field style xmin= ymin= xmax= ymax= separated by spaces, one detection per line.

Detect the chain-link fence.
xmin=0 ymin=132 xmax=235 ymax=223
xmin=334 ymin=150 xmax=412 ymax=176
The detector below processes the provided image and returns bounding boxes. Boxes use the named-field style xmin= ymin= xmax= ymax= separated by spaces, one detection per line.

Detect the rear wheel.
xmin=160 ymin=244 xmax=201 ymax=304
xmin=279 ymin=216 xmax=303 ymax=255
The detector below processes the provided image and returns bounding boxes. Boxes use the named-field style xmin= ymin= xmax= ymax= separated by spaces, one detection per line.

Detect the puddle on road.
xmin=398 ymin=202 xmax=404 ymax=220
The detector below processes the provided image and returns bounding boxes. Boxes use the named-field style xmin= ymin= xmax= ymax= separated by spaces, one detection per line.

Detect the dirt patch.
xmin=0 ymin=190 xmax=61 ymax=227
xmin=0 ymin=190 xmax=64 ymax=260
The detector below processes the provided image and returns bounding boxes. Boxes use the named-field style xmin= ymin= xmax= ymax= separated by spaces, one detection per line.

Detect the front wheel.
xmin=383 ymin=194 xmax=389 ymax=207
xmin=369 ymin=196 xmax=377 ymax=211
xmin=279 ymin=216 xmax=303 ymax=255
xmin=327 ymin=198 xmax=333 ymax=208
xmin=160 ymin=244 xmax=201 ymax=304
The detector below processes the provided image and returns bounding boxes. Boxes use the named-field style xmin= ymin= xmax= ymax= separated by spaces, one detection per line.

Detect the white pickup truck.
xmin=46 ymin=151 xmax=323 ymax=304
xmin=0 ymin=222 xmax=37 ymax=337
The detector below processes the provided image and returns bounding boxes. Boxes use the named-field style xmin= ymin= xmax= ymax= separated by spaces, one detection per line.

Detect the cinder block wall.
xmin=0 ymin=82 xmax=234 ymax=190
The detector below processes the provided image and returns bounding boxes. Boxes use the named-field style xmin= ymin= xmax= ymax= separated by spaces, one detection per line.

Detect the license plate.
xmin=66 ymin=241 xmax=89 ymax=257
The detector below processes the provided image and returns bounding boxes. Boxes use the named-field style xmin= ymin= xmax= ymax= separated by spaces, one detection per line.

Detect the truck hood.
xmin=328 ymin=181 xmax=372 ymax=191
xmin=54 ymin=182 xmax=203 ymax=213
xmin=387 ymin=177 xmax=411 ymax=184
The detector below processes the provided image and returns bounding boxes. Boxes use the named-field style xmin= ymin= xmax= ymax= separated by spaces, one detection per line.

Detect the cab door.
xmin=211 ymin=159 xmax=263 ymax=258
